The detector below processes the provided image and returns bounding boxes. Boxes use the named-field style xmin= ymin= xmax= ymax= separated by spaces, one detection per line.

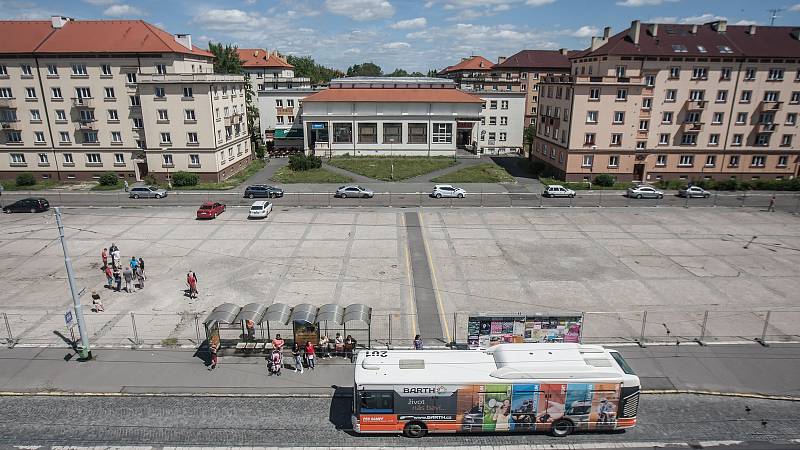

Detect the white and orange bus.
xmin=352 ymin=343 xmax=639 ymax=438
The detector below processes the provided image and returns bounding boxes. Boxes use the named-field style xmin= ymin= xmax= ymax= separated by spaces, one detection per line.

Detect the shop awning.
xmin=274 ymin=128 xmax=304 ymax=139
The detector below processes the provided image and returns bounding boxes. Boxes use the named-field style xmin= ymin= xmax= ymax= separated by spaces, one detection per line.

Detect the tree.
xmin=410 ymin=71 xmax=425 ymax=77
xmin=426 ymin=69 xmax=439 ymax=77
xmin=387 ymin=68 xmax=409 ymax=77
xmin=208 ymin=42 xmax=243 ymax=75
xmin=346 ymin=62 xmax=382 ymax=77
xmin=244 ymin=73 xmax=261 ymax=146
xmin=523 ymin=124 xmax=536 ymax=146
xmin=286 ymin=55 xmax=344 ymax=85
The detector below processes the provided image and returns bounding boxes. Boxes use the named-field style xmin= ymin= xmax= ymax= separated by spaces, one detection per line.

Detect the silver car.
xmin=626 ymin=185 xmax=664 ymax=199
xmin=678 ymin=186 xmax=711 ymax=198
xmin=129 ymin=186 xmax=167 ymax=199
xmin=431 ymin=184 xmax=466 ymax=198
xmin=335 ymin=185 xmax=374 ymax=198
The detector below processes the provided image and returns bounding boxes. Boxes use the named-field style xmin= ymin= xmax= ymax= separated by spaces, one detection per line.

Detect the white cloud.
xmin=244 ymin=0 xmax=257 ymax=4
xmin=191 ymin=9 xmax=269 ymax=30
xmin=494 ymin=4 xmax=511 ymax=11
xmin=383 ymin=41 xmax=411 ymax=49
xmin=82 ymin=0 xmax=116 ymax=5
xmin=732 ymin=19 xmax=759 ymax=25
xmin=526 ymin=0 xmax=555 ymax=5
xmin=791 ymin=4 xmax=800 ymax=12
xmin=390 ymin=17 xmax=427 ymax=29
xmin=616 ymin=0 xmax=676 ymax=6
xmin=570 ymin=25 xmax=599 ymax=37
xmin=103 ymin=4 xmax=146 ymax=17
xmin=447 ymin=8 xmax=484 ymax=20
xmin=648 ymin=13 xmax=727 ymax=24
xmin=324 ymin=0 xmax=395 ymax=21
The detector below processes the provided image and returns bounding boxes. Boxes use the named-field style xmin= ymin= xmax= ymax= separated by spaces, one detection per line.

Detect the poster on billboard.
xmin=467 ymin=315 xmax=582 ymax=349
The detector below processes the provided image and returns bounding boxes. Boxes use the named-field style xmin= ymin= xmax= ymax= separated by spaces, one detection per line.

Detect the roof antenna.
xmin=768 ymin=8 xmax=781 ymax=26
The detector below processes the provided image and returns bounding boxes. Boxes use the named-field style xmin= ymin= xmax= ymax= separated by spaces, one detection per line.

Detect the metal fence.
xmin=4 ymin=309 xmax=800 ymax=349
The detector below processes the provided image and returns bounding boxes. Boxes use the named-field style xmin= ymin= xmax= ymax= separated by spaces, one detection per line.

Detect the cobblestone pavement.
xmin=0 ymin=394 xmax=798 ymax=446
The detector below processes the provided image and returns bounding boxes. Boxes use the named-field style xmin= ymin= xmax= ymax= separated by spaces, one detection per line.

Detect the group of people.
xmin=101 ymin=244 xmax=145 ymax=295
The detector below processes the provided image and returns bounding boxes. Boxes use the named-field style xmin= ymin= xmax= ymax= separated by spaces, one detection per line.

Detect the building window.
xmin=720 ymin=67 xmax=731 ymax=80
xmin=645 ymin=74 xmax=655 ymax=86
xmin=691 ymin=67 xmax=708 ymax=80
xmin=287 ymin=99 xmax=295 ymax=107
xmin=408 ymin=123 xmax=427 ymax=144
xmin=786 ymin=113 xmax=797 ymax=126
xmin=740 ymin=90 xmax=752 ymax=103
xmin=656 ymin=154 xmax=667 ymax=166
xmin=111 ymin=131 xmax=122 ymax=143
xmin=33 ymin=131 xmax=45 ymax=143
xmin=132 ymin=117 xmax=143 ymax=129
xmin=160 ymin=132 xmax=171 ymax=144
xmin=432 ymin=123 xmax=453 ymax=143
xmin=732 ymin=134 xmax=743 ymax=146
xmin=705 ymin=155 xmax=716 ymax=167
xmin=101 ymin=64 xmax=112 ymax=76
xmin=608 ymin=155 xmax=619 ymax=167
xmin=158 ymin=109 xmax=168 ymax=121
xmin=790 ymin=92 xmax=800 ymax=104
xmin=10 ymin=153 xmax=26 ymax=164
xmin=114 ymin=153 xmax=124 ymax=164
xmin=25 ymin=87 xmax=36 ymax=99
xmin=63 ymin=153 xmax=73 ymax=164
xmin=639 ymin=120 xmax=649 ymax=131
xmin=489 ymin=116 xmax=497 ymax=125
xmin=104 ymin=87 xmax=115 ymax=99
xmin=50 ymin=87 xmax=63 ymax=99
xmin=188 ymin=132 xmax=198 ymax=144
xmin=130 ymin=95 xmax=140 ymax=106
xmin=500 ymin=116 xmax=508 ymax=125
xmin=499 ymin=132 xmax=507 ymax=141
xmin=665 ymin=89 xmax=677 ymax=102
xmin=332 ymin=123 xmax=353 ymax=143
xmin=689 ymin=90 xmax=704 ymax=101
xmin=358 ymin=123 xmax=377 ymax=144
xmin=768 ymin=68 xmax=784 ymax=81
xmin=154 ymin=87 xmax=165 ymax=98
xmin=736 ymin=112 xmax=748 ymax=124
xmin=189 ymin=154 xmax=200 ymax=166
xmin=586 ymin=111 xmax=598 ymax=123
xmin=611 ymin=133 xmax=622 ymax=145
xmin=126 ymin=72 xmax=137 ymax=83
xmin=183 ymin=87 xmax=193 ymax=98
xmin=686 ymin=111 xmax=701 ymax=123
xmin=57 ymin=131 xmax=70 ymax=143
xmin=679 ymin=155 xmax=694 ymax=166
xmin=613 ymin=111 xmax=625 ymax=124
xmin=276 ymin=116 xmax=284 ymax=125
xmin=500 ymin=100 xmax=509 ymax=110
xmin=716 ymin=90 xmax=727 ymax=103
xmin=662 ymin=112 xmax=673 ymax=123
xmin=383 ymin=123 xmax=402 ymax=143
xmin=755 ymin=133 xmax=770 ymax=146
xmin=669 ymin=67 xmax=680 ymax=79
xmin=584 ymin=133 xmax=595 ymax=145
xmin=71 ymin=64 xmax=87 ymax=76
xmin=589 ymin=88 xmax=600 ymax=100
xmin=782 ymin=134 xmax=793 ymax=146
xmin=728 ymin=155 xmax=740 ymax=167
xmin=163 ymin=154 xmax=173 ymax=166
xmin=183 ymin=109 xmax=196 ymax=121
xmin=712 ymin=112 xmax=724 ymax=124
xmin=744 ymin=68 xmax=756 ymax=80
xmin=681 ymin=134 xmax=697 ymax=145
xmin=86 ymin=153 xmax=101 ymax=164
xmin=751 ymin=155 xmax=766 ymax=167
xmin=156 ymin=64 xmax=167 ymax=75
xmin=82 ymin=131 xmax=97 ymax=143
xmin=582 ymin=155 xmax=593 ymax=167
xmin=47 ymin=65 xmax=58 ymax=76
xmin=777 ymin=155 xmax=788 ymax=167
xmin=659 ymin=133 xmax=669 ymax=145
xmin=489 ymin=100 xmax=497 ymax=109
xmin=709 ymin=134 xmax=720 ymax=145
xmin=616 ymin=89 xmax=627 ymax=101
xmin=764 ymin=91 xmax=780 ymax=102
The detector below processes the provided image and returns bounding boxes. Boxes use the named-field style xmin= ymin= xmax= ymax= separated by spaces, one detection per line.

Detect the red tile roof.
xmin=303 ymin=88 xmax=483 ymax=103
xmin=237 ymin=48 xmax=293 ymax=69
xmin=494 ymin=50 xmax=572 ymax=69
xmin=0 ymin=19 xmax=212 ymax=57
xmin=578 ymin=22 xmax=800 ymax=59
xmin=440 ymin=56 xmax=494 ymax=74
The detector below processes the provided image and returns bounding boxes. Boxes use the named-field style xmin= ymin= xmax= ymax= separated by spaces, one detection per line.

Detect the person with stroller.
xmin=268 ymin=348 xmax=282 ymax=376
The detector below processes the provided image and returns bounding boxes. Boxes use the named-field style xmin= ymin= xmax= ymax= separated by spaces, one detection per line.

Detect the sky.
xmin=1 ymin=0 xmax=799 ymax=72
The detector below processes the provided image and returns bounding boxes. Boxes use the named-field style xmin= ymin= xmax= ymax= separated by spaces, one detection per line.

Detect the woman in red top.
xmin=304 ymin=341 xmax=316 ymax=370
xmin=187 ymin=272 xmax=198 ymax=299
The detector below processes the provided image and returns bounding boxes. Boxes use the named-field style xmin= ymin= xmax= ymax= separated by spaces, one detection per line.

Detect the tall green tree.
xmin=426 ymin=69 xmax=439 ymax=77
xmin=244 ymin=73 xmax=262 ymax=153
xmin=346 ymin=62 xmax=382 ymax=77
xmin=208 ymin=42 xmax=243 ymax=74
xmin=387 ymin=68 xmax=409 ymax=77
xmin=286 ymin=55 xmax=344 ymax=85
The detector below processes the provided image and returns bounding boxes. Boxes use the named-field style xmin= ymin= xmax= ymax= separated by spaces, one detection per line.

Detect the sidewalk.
xmin=1 ymin=343 xmax=798 ymax=397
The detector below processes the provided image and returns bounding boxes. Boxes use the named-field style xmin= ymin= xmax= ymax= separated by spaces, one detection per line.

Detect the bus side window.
xmin=359 ymin=391 xmax=394 ymax=413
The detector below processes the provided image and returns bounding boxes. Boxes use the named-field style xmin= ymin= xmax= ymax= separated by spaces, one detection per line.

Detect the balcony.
xmin=276 ymin=107 xmax=294 ymax=115
xmin=0 ymin=98 xmax=17 ymax=109
xmin=75 ymin=120 xmax=97 ymax=130
xmin=686 ymin=100 xmax=706 ymax=110
xmin=757 ymin=123 xmax=778 ymax=133
xmin=71 ymin=97 xmax=95 ymax=108
xmin=682 ymin=122 xmax=704 ymax=132
xmin=1 ymin=119 xmax=20 ymax=130
xmin=636 ymin=130 xmax=649 ymax=139
xmin=572 ymin=75 xmax=644 ymax=85
xmin=760 ymin=100 xmax=783 ymax=111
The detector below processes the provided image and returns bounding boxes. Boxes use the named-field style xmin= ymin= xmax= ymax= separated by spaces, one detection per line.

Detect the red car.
xmin=196 ymin=202 xmax=226 ymax=219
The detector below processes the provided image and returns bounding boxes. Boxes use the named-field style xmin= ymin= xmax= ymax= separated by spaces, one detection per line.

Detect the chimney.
xmin=629 ymin=20 xmax=641 ymax=45
xmin=690 ymin=24 xmax=698 ymax=34
xmin=591 ymin=36 xmax=601 ymax=51
xmin=497 ymin=56 xmax=507 ymax=64
xmin=559 ymin=48 xmax=568 ymax=56
xmin=712 ymin=20 xmax=727 ymax=33
xmin=649 ymin=23 xmax=658 ymax=37
xmin=50 ymin=15 xmax=71 ymax=29
xmin=174 ymin=33 xmax=192 ymax=50
xmin=603 ymin=27 xmax=612 ymax=39
xmin=747 ymin=24 xmax=757 ymax=35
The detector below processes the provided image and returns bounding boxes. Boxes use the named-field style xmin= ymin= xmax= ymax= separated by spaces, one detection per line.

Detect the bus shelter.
xmin=343 ymin=303 xmax=372 ymax=347
xmin=291 ymin=303 xmax=320 ymax=345
xmin=259 ymin=303 xmax=293 ymax=342
xmin=203 ymin=303 xmax=242 ymax=347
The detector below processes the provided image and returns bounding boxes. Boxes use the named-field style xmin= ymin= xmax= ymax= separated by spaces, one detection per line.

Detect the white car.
xmin=626 ymin=185 xmax=664 ymax=199
xmin=335 ymin=185 xmax=374 ymax=198
xmin=678 ymin=185 xmax=711 ymax=198
xmin=431 ymin=184 xmax=466 ymax=198
xmin=543 ymin=185 xmax=576 ymax=198
xmin=248 ymin=201 xmax=272 ymax=219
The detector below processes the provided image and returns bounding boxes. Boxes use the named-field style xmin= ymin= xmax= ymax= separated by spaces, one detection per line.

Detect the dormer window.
xmin=717 ymin=46 xmax=733 ymax=54
xmin=672 ymin=44 xmax=688 ymax=53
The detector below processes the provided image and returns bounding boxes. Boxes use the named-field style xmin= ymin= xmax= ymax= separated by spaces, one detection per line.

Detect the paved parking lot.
xmin=1 ymin=205 xmax=799 ymax=348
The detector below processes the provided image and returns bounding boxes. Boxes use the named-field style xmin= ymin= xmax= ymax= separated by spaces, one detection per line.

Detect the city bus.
xmin=352 ymin=343 xmax=639 ymax=438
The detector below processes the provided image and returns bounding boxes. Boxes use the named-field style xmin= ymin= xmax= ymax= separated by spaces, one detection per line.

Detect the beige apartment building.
xmin=533 ymin=20 xmax=800 ymax=182
xmin=0 ymin=17 xmax=250 ymax=183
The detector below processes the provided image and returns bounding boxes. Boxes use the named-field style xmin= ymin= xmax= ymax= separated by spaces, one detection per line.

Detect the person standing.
xmin=101 ymin=248 xmax=108 ymax=268
xmin=113 ymin=267 xmax=122 ymax=292
xmin=123 ymin=266 xmax=134 ymax=293
xmin=135 ymin=265 xmax=145 ymax=289
xmin=130 ymin=257 xmax=138 ymax=270
xmin=91 ymin=291 xmax=104 ymax=312
xmin=104 ymin=265 xmax=114 ymax=288
xmin=208 ymin=340 xmax=218 ymax=370
xmin=246 ymin=319 xmax=255 ymax=340
xmin=768 ymin=195 xmax=776 ymax=212
xmin=112 ymin=248 xmax=121 ymax=269
xmin=304 ymin=341 xmax=316 ymax=370
xmin=138 ymin=257 xmax=145 ymax=279
xmin=272 ymin=334 xmax=285 ymax=351
xmin=334 ymin=333 xmax=344 ymax=358
xmin=319 ymin=335 xmax=330 ymax=358
xmin=345 ymin=334 xmax=357 ymax=362
xmin=124 ymin=180 xmax=129 ymax=192
xmin=413 ymin=335 xmax=424 ymax=350
xmin=292 ymin=342 xmax=304 ymax=373
xmin=187 ymin=271 xmax=198 ymax=299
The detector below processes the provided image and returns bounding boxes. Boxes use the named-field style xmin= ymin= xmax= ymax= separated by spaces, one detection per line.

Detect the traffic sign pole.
xmin=55 ymin=207 xmax=92 ymax=360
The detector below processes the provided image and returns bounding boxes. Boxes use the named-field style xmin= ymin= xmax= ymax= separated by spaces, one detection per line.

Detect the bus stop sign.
xmin=64 ymin=310 xmax=75 ymax=329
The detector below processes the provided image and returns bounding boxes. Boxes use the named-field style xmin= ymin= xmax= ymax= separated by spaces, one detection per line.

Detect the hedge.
xmin=15 ymin=172 xmax=36 ymax=187
xmin=171 ymin=171 xmax=199 ymax=187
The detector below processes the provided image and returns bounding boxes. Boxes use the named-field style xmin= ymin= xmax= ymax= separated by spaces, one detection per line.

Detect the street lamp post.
xmin=161 ymin=147 xmax=172 ymax=189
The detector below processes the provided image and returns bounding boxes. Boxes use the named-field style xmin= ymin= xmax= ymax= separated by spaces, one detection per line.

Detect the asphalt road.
xmin=2 ymin=189 xmax=798 ymax=211
xmin=0 ymin=394 xmax=797 ymax=447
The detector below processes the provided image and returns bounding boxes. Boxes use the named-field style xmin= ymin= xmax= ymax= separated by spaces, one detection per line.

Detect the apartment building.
xmin=440 ymin=56 xmax=525 ymax=154
xmin=533 ymin=20 xmax=800 ymax=182
xmin=0 ymin=17 xmax=251 ymax=183
xmin=301 ymin=77 xmax=482 ymax=157
xmin=494 ymin=50 xmax=572 ymax=128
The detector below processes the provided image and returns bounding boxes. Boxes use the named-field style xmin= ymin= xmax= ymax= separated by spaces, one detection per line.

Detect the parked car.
xmin=678 ymin=185 xmax=711 ymax=198
xmin=2 ymin=197 xmax=49 ymax=213
xmin=248 ymin=201 xmax=272 ymax=219
xmin=431 ymin=184 xmax=466 ymax=198
xmin=129 ymin=186 xmax=167 ymax=199
xmin=244 ymin=184 xmax=284 ymax=199
xmin=626 ymin=185 xmax=664 ymax=199
xmin=543 ymin=185 xmax=576 ymax=198
xmin=196 ymin=202 xmax=226 ymax=219
xmin=335 ymin=185 xmax=374 ymax=198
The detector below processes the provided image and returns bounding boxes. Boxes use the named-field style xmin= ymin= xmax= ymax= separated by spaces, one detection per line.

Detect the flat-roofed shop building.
xmin=300 ymin=77 xmax=483 ymax=157
xmin=533 ymin=20 xmax=800 ymax=182
xmin=0 ymin=17 xmax=251 ymax=183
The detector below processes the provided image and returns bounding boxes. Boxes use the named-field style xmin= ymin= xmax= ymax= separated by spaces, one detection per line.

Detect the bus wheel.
xmin=551 ymin=419 xmax=574 ymax=437
xmin=403 ymin=422 xmax=428 ymax=438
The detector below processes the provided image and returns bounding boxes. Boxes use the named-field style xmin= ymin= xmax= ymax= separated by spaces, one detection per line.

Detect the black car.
xmin=3 ymin=197 xmax=50 ymax=213
xmin=243 ymin=184 xmax=284 ymax=199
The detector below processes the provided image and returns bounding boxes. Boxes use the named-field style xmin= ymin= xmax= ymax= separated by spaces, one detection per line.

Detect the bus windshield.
xmin=610 ymin=351 xmax=636 ymax=375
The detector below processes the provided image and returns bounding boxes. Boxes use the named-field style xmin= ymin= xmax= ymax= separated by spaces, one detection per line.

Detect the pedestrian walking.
xmin=101 ymin=248 xmax=108 ymax=268
xmin=187 ymin=271 xmax=198 ymax=299
xmin=272 ymin=334 xmax=285 ymax=351
xmin=129 ymin=257 xmax=138 ymax=270
xmin=138 ymin=257 xmax=145 ymax=279
xmin=123 ymin=266 xmax=134 ymax=293
xmin=305 ymin=341 xmax=316 ymax=370
xmin=209 ymin=340 xmax=218 ymax=370
xmin=292 ymin=342 xmax=304 ymax=373
xmin=104 ymin=265 xmax=113 ymax=288
xmin=124 ymin=180 xmax=129 ymax=192
xmin=768 ymin=195 xmax=776 ymax=212
xmin=135 ymin=265 xmax=145 ymax=289
xmin=113 ymin=268 xmax=122 ymax=292
xmin=414 ymin=334 xmax=424 ymax=350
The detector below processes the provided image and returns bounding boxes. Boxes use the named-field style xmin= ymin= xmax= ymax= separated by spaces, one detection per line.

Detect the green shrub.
xmin=594 ymin=173 xmax=615 ymax=187
xmin=171 ymin=171 xmax=199 ymax=187
xmin=288 ymin=153 xmax=322 ymax=171
xmin=255 ymin=144 xmax=266 ymax=159
xmin=143 ymin=175 xmax=158 ymax=186
xmin=15 ymin=172 xmax=36 ymax=187
xmin=98 ymin=172 xmax=119 ymax=186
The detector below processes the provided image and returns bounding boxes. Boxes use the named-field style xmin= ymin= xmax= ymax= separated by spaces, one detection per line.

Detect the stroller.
xmin=268 ymin=349 xmax=283 ymax=376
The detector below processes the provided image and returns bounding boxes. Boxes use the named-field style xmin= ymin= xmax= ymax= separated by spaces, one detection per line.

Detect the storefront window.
xmin=358 ymin=123 xmax=377 ymax=144
xmin=333 ymin=123 xmax=352 ymax=143
xmin=408 ymin=123 xmax=427 ymax=144
xmin=383 ymin=123 xmax=402 ymax=144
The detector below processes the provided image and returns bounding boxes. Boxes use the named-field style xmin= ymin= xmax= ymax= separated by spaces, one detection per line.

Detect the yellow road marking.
xmin=401 ymin=213 xmax=418 ymax=339
xmin=418 ymin=211 xmax=451 ymax=344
